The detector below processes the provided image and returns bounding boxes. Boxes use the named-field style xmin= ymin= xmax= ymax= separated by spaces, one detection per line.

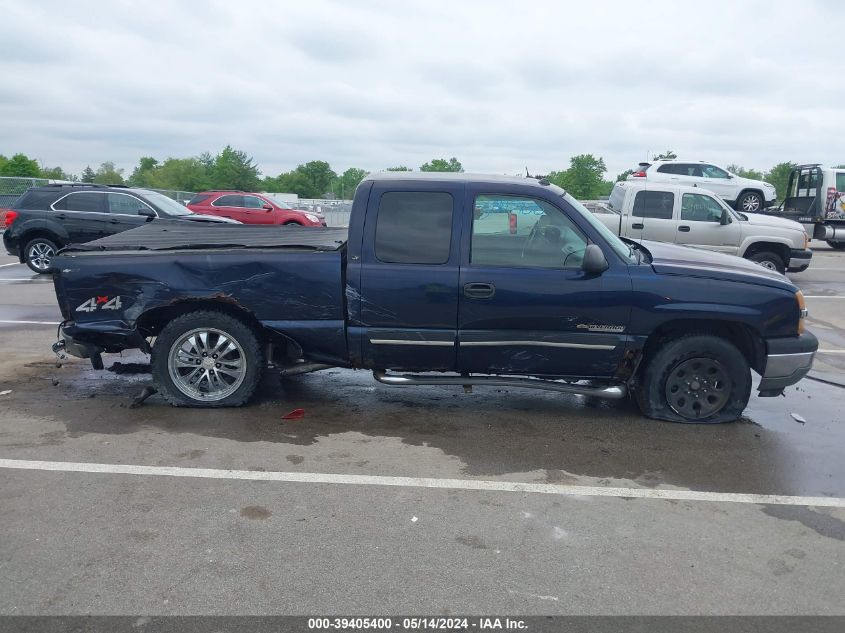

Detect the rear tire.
xmin=151 ymin=310 xmax=264 ymax=407
xmin=826 ymin=240 xmax=845 ymax=250
xmin=24 ymin=237 xmax=59 ymax=274
xmin=635 ymin=334 xmax=751 ymax=423
xmin=747 ymin=251 xmax=785 ymax=274
xmin=737 ymin=191 xmax=763 ymax=213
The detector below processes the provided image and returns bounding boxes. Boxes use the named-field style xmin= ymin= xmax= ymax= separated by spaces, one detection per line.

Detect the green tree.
xmin=80 ymin=166 xmax=96 ymax=183
xmin=763 ymin=162 xmax=797 ymax=201
xmin=209 ymin=146 xmax=261 ymax=190
xmin=385 ymin=165 xmax=412 ymax=171
xmin=39 ymin=166 xmax=74 ymax=180
xmin=92 ymin=161 xmax=125 ymax=185
xmin=420 ymin=157 xmax=463 ymax=172
xmin=653 ymin=150 xmax=678 ymax=160
xmin=128 ymin=156 xmax=159 ymax=187
xmin=726 ymin=164 xmax=763 ymax=180
xmin=0 ymin=155 xmax=7 ymax=173
xmin=332 ymin=167 xmax=368 ymax=199
xmin=0 ymin=152 xmax=41 ymax=177
xmin=547 ymin=154 xmax=608 ymax=199
xmin=616 ymin=169 xmax=634 ymax=182
xmin=147 ymin=158 xmax=210 ymax=191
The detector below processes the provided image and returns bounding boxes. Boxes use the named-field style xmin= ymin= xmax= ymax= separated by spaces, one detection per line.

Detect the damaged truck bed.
xmin=50 ymin=172 xmax=817 ymax=423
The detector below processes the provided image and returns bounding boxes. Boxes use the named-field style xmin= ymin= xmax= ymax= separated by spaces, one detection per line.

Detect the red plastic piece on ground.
xmin=282 ymin=408 xmax=305 ymax=420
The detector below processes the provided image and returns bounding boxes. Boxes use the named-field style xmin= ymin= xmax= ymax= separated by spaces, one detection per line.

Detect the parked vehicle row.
xmin=627 ymin=159 xmax=777 ymax=212
xmin=593 ymin=181 xmax=811 ymax=274
xmin=50 ymin=172 xmax=817 ymax=424
xmin=2 ymin=184 xmax=237 ymax=273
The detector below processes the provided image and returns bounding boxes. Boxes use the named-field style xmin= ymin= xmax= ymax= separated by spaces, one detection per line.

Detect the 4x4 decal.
xmin=75 ymin=296 xmax=122 ymax=313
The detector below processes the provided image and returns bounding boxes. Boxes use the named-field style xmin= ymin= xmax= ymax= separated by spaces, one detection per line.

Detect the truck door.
xmin=354 ymin=181 xmax=463 ymax=371
xmin=457 ymin=189 xmax=630 ymax=378
xmin=676 ymin=192 xmax=740 ymax=253
xmin=626 ymin=189 xmax=678 ymax=242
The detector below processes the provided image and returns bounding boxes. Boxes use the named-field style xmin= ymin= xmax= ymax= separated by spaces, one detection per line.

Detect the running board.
xmin=372 ymin=370 xmax=627 ymax=400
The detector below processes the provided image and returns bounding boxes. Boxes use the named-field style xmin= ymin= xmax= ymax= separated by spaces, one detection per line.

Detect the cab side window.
xmin=681 ymin=193 xmax=725 ymax=222
xmin=374 ymin=192 xmax=453 ymax=264
xmin=107 ymin=193 xmax=151 ymax=214
xmin=632 ymin=191 xmax=674 ymax=219
xmin=471 ymin=195 xmax=587 ymax=269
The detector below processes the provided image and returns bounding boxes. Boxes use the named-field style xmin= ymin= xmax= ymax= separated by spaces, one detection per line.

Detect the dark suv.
xmin=2 ymin=184 xmax=237 ymax=273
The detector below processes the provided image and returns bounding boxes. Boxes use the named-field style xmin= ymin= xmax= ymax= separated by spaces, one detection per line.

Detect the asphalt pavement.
xmin=0 ymin=246 xmax=844 ymax=616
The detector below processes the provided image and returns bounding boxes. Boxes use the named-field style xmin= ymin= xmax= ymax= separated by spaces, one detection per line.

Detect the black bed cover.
xmin=64 ymin=222 xmax=349 ymax=253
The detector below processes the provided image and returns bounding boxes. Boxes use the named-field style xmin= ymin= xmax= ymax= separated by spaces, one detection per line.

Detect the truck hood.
xmin=740 ymin=212 xmax=804 ymax=233
xmin=639 ymin=240 xmax=796 ymax=291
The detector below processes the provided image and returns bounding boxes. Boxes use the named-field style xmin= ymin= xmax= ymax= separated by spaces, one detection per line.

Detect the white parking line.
xmin=0 ymin=262 xmax=22 ymax=268
xmin=0 ymin=320 xmax=59 ymax=325
xmin=0 ymin=278 xmax=44 ymax=282
xmin=0 ymin=458 xmax=843 ymax=508
xmin=818 ymin=349 xmax=845 ymax=354
xmin=804 ymin=295 xmax=845 ymax=299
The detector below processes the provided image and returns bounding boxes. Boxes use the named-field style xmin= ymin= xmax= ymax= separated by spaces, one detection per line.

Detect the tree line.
xmin=0 ymin=148 xmax=834 ymax=201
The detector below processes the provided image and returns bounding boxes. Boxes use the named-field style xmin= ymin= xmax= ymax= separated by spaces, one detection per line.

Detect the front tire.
xmin=24 ymin=237 xmax=59 ymax=274
xmin=737 ymin=191 xmax=763 ymax=213
xmin=826 ymin=240 xmax=845 ymax=250
xmin=635 ymin=334 xmax=751 ymax=423
xmin=747 ymin=251 xmax=785 ymax=274
xmin=151 ymin=310 xmax=264 ymax=407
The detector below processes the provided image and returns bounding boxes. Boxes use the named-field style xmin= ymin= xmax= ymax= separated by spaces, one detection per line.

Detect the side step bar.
xmin=372 ymin=370 xmax=627 ymax=400
xmin=278 ymin=362 xmax=334 ymax=377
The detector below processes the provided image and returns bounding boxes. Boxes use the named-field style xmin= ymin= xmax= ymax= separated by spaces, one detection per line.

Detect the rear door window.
xmin=56 ymin=192 xmax=105 ymax=212
xmin=632 ymin=191 xmax=675 ymax=219
xmin=374 ymin=192 xmax=453 ymax=264
xmin=213 ymin=195 xmax=244 ymax=207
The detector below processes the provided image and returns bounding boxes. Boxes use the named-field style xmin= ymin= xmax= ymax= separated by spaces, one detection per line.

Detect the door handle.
xmin=110 ymin=219 xmax=120 ymax=224
xmin=678 ymin=225 xmax=690 ymax=232
xmin=631 ymin=223 xmax=644 ymax=229
xmin=56 ymin=214 xmax=67 ymax=220
xmin=463 ymin=282 xmax=495 ymax=299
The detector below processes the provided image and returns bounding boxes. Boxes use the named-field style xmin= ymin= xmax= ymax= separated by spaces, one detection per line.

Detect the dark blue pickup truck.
xmin=50 ymin=173 xmax=817 ymax=423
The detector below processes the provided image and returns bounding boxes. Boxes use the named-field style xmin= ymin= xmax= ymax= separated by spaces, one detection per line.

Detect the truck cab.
xmin=597 ymin=181 xmax=812 ymax=273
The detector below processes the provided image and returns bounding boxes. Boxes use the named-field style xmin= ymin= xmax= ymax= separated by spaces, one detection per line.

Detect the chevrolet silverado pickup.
xmin=50 ymin=173 xmax=818 ymax=423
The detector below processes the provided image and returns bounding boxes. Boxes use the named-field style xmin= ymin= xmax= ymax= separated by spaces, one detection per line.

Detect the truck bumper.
xmin=786 ymin=248 xmax=813 ymax=272
xmin=55 ymin=322 xmax=147 ymax=358
xmin=758 ymin=332 xmax=818 ymax=396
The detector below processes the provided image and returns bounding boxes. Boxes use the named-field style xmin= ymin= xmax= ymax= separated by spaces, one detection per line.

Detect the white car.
xmin=627 ymin=160 xmax=777 ymax=213
xmin=594 ymin=181 xmax=812 ymax=273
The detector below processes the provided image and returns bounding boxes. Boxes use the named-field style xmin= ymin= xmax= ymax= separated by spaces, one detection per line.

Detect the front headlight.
xmin=796 ymin=291 xmax=807 ymax=334
xmin=803 ymin=231 xmax=810 ymax=249
xmin=304 ymin=213 xmax=319 ymax=223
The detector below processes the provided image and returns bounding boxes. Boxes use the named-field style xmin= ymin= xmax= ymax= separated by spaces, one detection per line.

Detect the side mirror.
xmin=720 ymin=209 xmax=730 ymax=225
xmin=581 ymin=243 xmax=609 ymax=275
xmin=262 ymin=204 xmax=273 ymax=212
xmin=137 ymin=208 xmax=156 ymax=220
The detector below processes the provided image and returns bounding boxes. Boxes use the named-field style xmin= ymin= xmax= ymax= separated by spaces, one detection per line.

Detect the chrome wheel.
xmin=741 ymin=194 xmax=761 ymax=212
xmin=665 ymin=357 xmax=731 ymax=419
xmin=28 ymin=241 xmax=55 ymax=271
xmin=167 ymin=327 xmax=246 ymax=401
xmin=755 ymin=259 xmax=777 ymax=271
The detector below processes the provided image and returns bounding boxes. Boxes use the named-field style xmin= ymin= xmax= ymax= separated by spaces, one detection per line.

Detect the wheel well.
xmin=135 ymin=300 xmax=302 ymax=362
xmin=283 ymin=220 xmax=302 ymax=226
xmin=20 ymin=229 xmax=63 ymax=249
xmin=640 ymin=319 xmax=765 ymax=375
xmin=742 ymin=241 xmax=790 ymax=262
xmin=737 ymin=188 xmax=764 ymax=203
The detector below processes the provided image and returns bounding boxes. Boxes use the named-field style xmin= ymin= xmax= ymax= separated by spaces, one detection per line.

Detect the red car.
xmin=186 ymin=191 xmax=326 ymax=226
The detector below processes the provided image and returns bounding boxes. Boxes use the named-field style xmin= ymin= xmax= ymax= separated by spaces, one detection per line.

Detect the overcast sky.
xmin=1 ymin=0 xmax=843 ymax=180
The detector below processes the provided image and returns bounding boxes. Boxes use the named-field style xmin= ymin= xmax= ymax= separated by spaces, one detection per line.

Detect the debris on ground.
xmin=130 ymin=385 xmax=158 ymax=409
xmin=0 ymin=390 xmax=11 ymax=396
xmin=282 ymin=408 xmax=305 ymax=420
xmin=791 ymin=412 xmax=807 ymax=424
xmin=109 ymin=362 xmax=152 ymax=375
xmin=51 ymin=378 xmax=59 ymax=386
xmin=411 ymin=516 xmax=418 ymax=523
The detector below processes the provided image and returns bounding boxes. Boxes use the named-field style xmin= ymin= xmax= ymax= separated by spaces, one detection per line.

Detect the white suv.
xmin=627 ymin=160 xmax=777 ymax=212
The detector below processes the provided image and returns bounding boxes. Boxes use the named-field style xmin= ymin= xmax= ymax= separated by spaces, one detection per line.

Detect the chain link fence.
xmin=0 ymin=176 xmax=50 ymax=207
xmin=293 ymin=198 xmax=353 ymax=227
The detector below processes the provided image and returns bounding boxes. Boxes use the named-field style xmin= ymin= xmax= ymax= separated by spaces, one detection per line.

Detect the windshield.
xmin=137 ymin=190 xmax=192 ymax=216
xmin=712 ymin=194 xmax=743 ymax=221
xmin=268 ymin=197 xmax=294 ymax=209
xmin=555 ymin=189 xmax=636 ymax=263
